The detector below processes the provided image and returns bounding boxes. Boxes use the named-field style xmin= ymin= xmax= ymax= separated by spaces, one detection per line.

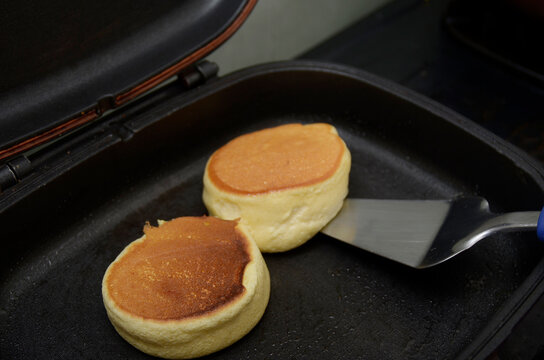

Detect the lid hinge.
xmin=179 ymin=61 xmax=219 ymax=89
xmin=0 ymin=156 xmax=32 ymax=193
xmin=97 ymin=95 xmax=115 ymax=116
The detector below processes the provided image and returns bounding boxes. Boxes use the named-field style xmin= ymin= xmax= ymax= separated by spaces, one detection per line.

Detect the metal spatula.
xmin=321 ymin=196 xmax=544 ymax=268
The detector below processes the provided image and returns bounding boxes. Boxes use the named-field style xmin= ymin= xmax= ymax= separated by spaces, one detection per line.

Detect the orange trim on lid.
xmin=0 ymin=0 xmax=258 ymax=162
xmin=0 ymin=110 xmax=99 ymax=161
xmin=115 ymin=0 xmax=258 ymax=105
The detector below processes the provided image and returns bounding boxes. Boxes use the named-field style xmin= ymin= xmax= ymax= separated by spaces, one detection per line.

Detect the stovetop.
xmin=302 ymin=0 xmax=544 ymax=164
xmin=301 ymin=0 xmax=544 ymax=359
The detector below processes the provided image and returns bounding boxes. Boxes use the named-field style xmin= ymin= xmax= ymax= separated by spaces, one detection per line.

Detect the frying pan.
xmin=1 ymin=61 xmax=543 ymax=359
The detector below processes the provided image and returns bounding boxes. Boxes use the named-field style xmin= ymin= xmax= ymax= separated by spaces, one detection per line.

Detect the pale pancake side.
xmin=102 ymin=217 xmax=270 ymax=359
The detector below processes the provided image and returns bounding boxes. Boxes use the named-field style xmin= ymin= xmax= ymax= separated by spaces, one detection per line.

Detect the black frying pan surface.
xmin=1 ymin=62 xmax=543 ymax=359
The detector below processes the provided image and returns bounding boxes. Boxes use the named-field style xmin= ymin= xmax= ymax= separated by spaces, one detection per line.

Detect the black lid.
xmin=0 ymin=0 xmax=255 ymax=161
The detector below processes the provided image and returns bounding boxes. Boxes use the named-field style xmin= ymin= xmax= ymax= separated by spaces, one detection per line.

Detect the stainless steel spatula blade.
xmin=321 ymin=197 xmax=544 ymax=268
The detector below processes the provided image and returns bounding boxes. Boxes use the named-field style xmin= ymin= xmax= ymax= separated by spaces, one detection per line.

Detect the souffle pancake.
xmin=102 ymin=216 xmax=270 ymax=359
xmin=203 ymin=123 xmax=351 ymax=252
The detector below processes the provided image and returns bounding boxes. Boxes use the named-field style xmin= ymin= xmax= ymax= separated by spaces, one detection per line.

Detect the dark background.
xmin=302 ymin=0 xmax=544 ymax=358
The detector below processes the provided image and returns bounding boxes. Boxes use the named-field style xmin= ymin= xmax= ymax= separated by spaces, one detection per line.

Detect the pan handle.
xmin=538 ymin=207 xmax=544 ymax=241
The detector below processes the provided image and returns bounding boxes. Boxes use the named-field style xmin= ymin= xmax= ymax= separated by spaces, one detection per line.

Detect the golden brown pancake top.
xmin=207 ymin=123 xmax=345 ymax=195
xmin=106 ymin=216 xmax=250 ymax=320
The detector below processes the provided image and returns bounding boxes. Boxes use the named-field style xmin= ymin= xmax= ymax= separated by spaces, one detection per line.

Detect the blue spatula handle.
xmin=538 ymin=207 xmax=544 ymax=241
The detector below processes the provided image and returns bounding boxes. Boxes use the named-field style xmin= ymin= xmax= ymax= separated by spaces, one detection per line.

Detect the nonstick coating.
xmin=1 ymin=62 xmax=543 ymax=359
